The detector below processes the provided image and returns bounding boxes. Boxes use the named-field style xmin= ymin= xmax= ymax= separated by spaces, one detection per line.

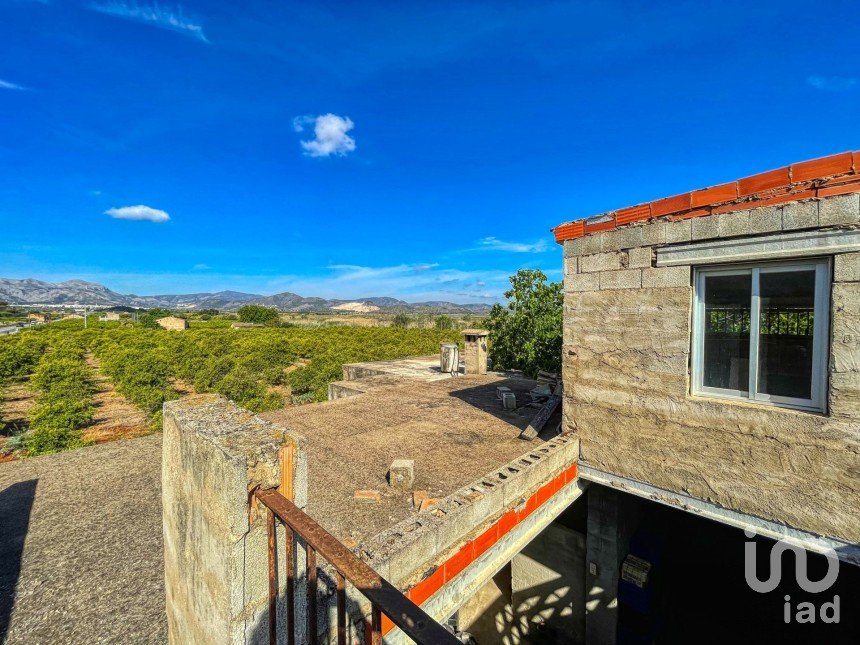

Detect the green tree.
xmin=138 ymin=308 xmax=173 ymax=329
xmin=434 ymin=315 xmax=453 ymax=330
xmin=25 ymin=353 xmax=96 ymax=455
xmin=237 ymin=305 xmax=280 ymax=325
xmin=392 ymin=313 xmax=410 ymax=329
xmin=486 ymin=269 xmax=562 ymax=378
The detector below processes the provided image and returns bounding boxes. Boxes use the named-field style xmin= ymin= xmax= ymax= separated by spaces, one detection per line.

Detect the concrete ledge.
xmin=327 ymin=380 xmax=367 ymax=400
xmin=360 ymin=434 xmax=580 ymax=588
xmin=578 ymin=464 xmax=860 ymax=566
xmin=384 ymin=479 xmax=587 ymax=644
xmin=342 ymin=364 xmax=389 ymax=381
xmin=656 ymin=227 xmax=860 ymax=267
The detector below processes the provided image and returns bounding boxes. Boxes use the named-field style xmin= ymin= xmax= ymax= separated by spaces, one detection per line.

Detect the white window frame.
xmin=692 ymin=259 xmax=830 ymax=412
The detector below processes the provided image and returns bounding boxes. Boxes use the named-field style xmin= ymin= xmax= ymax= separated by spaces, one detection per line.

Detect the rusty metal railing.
xmin=254 ymin=488 xmax=459 ymax=645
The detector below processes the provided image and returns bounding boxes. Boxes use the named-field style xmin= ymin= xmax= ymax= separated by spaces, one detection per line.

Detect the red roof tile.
xmin=553 ymin=151 xmax=860 ymax=243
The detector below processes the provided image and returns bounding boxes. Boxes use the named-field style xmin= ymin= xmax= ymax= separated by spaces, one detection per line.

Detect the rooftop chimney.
xmin=462 ymin=329 xmax=489 ymax=375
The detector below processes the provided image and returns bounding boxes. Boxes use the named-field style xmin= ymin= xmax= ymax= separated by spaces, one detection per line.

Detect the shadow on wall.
xmin=244 ymin=542 xmax=369 ymax=645
xmin=460 ymin=526 xmax=586 ymax=644
xmin=0 ymin=479 xmax=38 ymax=641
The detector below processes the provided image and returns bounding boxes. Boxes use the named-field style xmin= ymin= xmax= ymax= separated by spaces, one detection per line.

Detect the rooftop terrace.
xmin=262 ymin=361 xmax=559 ymax=545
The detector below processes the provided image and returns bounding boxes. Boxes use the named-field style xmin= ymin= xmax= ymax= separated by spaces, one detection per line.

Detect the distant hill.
xmin=0 ymin=278 xmax=492 ymax=314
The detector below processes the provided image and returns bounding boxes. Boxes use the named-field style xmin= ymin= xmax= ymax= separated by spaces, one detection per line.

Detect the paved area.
xmin=0 ymin=434 xmax=165 ymax=644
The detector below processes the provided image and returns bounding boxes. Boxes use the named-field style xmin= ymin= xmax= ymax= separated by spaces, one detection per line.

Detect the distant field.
xmin=0 ymin=319 xmax=462 ymax=458
xmin=276 ymin=311 xmax=479 ymax=328
xmin=0 ymin=311 xmax=27 ymax=324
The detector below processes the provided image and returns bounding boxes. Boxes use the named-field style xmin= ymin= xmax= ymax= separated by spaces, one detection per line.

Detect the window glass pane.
xmin=757 ymin=270 xmax=815 ymax=399
xmin=703 ymin=274 xmax=751 ymax=391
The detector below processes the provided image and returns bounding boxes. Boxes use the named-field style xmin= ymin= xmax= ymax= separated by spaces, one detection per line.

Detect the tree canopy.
xmin=486 ymin=269 xmax=562 ymax=377
xmin=392 ymin=313 xmax=410 ymax=328
xmin=434 ymin=315 xmax=453 ymax=330
xmin=138 ymin=308 xmax=173 ymax=329
xmin=237 ymin=305 xmax=280 ymax=325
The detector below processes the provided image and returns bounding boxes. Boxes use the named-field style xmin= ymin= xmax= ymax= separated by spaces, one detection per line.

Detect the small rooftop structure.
xmin=462 ymin=329 xmax=489 ymax=375
xmin=461 ymin=329 xmax=489 ymax=337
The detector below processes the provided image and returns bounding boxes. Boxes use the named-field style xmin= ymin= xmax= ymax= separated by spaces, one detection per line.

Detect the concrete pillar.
xmin=585 ymin=486 xmax=640 ymax=645
xmin=462 ymin=329 xmax=489 ymax=375
xmin=456 ymin=565 xmax=514 ymax=641
xmin=511 ymin=523 xmax=586 ymax=643
xmin=162 ymin=395 xmax=307 ymax=645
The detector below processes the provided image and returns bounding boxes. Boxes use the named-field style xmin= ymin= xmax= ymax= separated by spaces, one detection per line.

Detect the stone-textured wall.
xmin=163 ymin=395 xmax=308 ymax=645
xmin=562 ymin=194 xmax=860 ymax=543
xmin=157 ymin=316 xmax=189 ymax=331
xmin=512 ymin=523 xmax=585 ymax=643
xmin=464 ymin=334 xmax=489 ymax=375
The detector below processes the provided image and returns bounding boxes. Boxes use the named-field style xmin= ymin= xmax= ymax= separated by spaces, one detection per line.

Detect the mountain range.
xmin=0 ymin=278 xmax=492 ymax=314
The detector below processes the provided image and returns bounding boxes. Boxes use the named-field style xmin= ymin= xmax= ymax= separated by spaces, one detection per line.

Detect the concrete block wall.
xmin=512 ymin=523 xmax=585 ymax=642
xmin=162 ymin=395 xmax=309 ymax=645
xmin=561 ymin=193 xmax=860 ymax=543
xmin=585 ymin=486 xmax=641 ymax=645
xmin=361 ymin=434 xmax=580 ymax=590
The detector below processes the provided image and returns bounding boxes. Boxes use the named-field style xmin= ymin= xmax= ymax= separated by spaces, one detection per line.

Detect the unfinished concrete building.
xmin=164 ymin=153 xmax=859 ymax=644
xmin=554 ymin=151 xmax=860 ymax=643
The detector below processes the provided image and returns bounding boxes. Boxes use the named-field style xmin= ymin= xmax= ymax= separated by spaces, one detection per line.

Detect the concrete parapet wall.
xmin=384 ymin=475 xmax=586 ymax=644
xmin=360 ymin=434 xmax=580 ymax=591
xmin=342 ymin=364 xmax=389 ymax=381
xmin=561 ymin=192 xmax=860 ymax=543
xmin=327 ymin=380 xmax=367 ymax=400
xmin=162 ymin=395 xmax=308 ymax=645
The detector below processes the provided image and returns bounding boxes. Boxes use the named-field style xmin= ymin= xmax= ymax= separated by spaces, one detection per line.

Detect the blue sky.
xmin=1 ymin=0 xmax=858 ymax=303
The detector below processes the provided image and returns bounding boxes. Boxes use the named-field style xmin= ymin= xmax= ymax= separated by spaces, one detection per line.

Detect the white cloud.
xmin=806 ymin=75 xmax=857 ymax=92
xmin=192 ymin=263 xmax=211 ymax=270
xmin=259 ymin=263 xmax=511 ymax=303
xmin=476 ymin=236 xmax=549 ymax=253
xmin=293 ymin=113 xmax=356 ymax=157
xmin=326 ymin=263 xmax=439 ymax=278
xmin=105 ymin=205 xmax=170 ymax=223
xmin=87 ymin=2 xmax=209 ymax=43
xmin=0 ymin=79 xmax=26 ymax=90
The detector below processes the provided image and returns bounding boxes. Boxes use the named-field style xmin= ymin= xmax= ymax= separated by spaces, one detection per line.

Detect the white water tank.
xmin=440 ymin=343 xmax=459 ymax=374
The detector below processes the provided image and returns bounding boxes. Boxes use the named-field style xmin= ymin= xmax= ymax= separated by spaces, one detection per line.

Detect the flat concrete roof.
xmin=261 ymin=371 xmax=561 ymax=545
xmin=0 ymin=434 xmax=165 ymax=644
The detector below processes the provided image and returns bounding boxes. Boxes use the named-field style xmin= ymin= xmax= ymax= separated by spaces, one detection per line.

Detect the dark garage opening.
xmin=592 ymin=486 xmax=860 ymax=645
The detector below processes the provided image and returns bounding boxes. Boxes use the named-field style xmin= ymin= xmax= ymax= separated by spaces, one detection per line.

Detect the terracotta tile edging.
xmin=553 ymin=151 xmax=860 ymax=244
xmin=380 ymin=462 xmax=579 ymax=635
